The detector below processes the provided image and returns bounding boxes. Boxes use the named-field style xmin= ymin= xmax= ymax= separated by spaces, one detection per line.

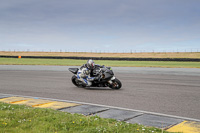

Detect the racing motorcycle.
xmin=69 ymin=66 xmax=122 ymax=89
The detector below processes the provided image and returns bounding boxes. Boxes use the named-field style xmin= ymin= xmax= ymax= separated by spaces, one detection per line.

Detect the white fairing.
xmin=111 ymin=76 xmax=116 ymax=80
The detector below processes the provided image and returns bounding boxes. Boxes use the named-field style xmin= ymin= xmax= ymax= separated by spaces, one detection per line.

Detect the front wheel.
xmin=109 ymin=78 xmax=122 ymax=89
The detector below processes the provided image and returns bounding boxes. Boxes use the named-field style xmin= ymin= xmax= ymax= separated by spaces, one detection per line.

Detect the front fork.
xmin=108 ymin=76 xmax=116 ymax=85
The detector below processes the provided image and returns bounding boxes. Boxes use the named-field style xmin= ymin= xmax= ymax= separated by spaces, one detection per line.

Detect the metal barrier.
xmin=0 ymin=55 xmax=200 ymax=62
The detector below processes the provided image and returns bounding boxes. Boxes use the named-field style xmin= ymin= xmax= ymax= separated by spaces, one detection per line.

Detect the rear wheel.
xmin=109 ymin=78 xmax=122 ymax=89
xmin=71 ymin=75 xmax=86 ymax=88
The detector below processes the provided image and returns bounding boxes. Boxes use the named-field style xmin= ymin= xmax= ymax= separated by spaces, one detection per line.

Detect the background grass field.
xmin=0 ymin=58 xmax=199 ymax=68
xmin=0 ymin=51 xmax=200 ymax=58
xmin=0 ymin=51 xmax=199 ymax=68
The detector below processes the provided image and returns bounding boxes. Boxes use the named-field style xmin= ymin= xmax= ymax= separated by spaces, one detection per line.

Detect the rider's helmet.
xmin=87 ymin=59 xmax=95 ymax=69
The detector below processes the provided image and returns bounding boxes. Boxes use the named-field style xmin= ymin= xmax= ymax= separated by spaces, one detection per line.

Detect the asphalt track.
xmin=0 ymin=65 xmax=200 ymax=120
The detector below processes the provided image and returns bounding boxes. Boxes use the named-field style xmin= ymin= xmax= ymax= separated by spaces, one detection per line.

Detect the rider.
xmin=77 ymin=59 xmax=104 ymax=86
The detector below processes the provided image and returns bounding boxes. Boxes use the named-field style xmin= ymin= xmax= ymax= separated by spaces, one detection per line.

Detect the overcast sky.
xmin=0 ymin=0 xmax=200 ymax=52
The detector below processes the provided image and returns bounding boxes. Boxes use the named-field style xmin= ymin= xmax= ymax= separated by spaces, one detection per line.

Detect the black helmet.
xmin=87 ymin=59 xmax=95 ymax=69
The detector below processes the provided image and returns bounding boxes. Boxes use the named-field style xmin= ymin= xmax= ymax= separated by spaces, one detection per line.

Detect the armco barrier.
xmin=0 ymin=55 xmax=18 ymax=58
xmin=0 ymin=55 xmax=200 ymax=62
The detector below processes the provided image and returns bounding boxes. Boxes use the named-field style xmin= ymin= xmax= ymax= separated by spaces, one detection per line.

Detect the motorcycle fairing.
xmin=68 ymin=68 xmax=79 ymax=74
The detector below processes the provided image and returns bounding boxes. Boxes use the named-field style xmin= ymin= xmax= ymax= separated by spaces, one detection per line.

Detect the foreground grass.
xmin=0 ymin=102 xmax=173 ymax=133
xmin=0 ymin=58 xmax=200 ymax=68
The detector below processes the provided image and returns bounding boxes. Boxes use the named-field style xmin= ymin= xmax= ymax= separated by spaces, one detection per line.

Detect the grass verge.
xmin=0 ymin=58 xmax=200 ymax=68
xmin=0 ymin=102 xmax=173 ymax=133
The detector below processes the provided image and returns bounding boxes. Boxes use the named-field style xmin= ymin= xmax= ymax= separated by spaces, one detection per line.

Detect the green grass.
xmin=0 ymin=102 xmax=173 ymax=133
xmin=0 ymin=58 xmax=199 ymax=68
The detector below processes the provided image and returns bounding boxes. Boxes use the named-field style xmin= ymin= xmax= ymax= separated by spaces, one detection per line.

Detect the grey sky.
xmin=0 ymin=0 xmax=200 ymax=52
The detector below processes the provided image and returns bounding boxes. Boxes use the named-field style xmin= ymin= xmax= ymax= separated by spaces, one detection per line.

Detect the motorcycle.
xmin=69 ymin=66 xmax=122 ymax=89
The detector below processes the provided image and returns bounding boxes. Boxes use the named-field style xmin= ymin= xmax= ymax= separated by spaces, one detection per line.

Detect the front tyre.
xmin=109 ymin=78 xmax=122 ymax=89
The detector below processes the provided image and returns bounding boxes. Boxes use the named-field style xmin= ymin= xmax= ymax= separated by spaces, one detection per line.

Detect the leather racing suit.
xmin=77 ymin=64 xmax=104 ymax=86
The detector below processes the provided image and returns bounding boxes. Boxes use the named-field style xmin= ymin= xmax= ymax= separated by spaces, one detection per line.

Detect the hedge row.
xmin=0 ymin=55 xmax=200 ymax=62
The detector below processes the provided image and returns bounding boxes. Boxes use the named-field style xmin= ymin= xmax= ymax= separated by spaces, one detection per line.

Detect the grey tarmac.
xmin=0 ymin=65 xmax=200 ymax=120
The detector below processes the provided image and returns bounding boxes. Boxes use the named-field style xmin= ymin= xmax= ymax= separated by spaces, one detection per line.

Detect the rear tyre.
xmin=109 ymin=78 xmax=122 ymax=89
xmin=71 ymin=75 xmax=86 ymax=88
